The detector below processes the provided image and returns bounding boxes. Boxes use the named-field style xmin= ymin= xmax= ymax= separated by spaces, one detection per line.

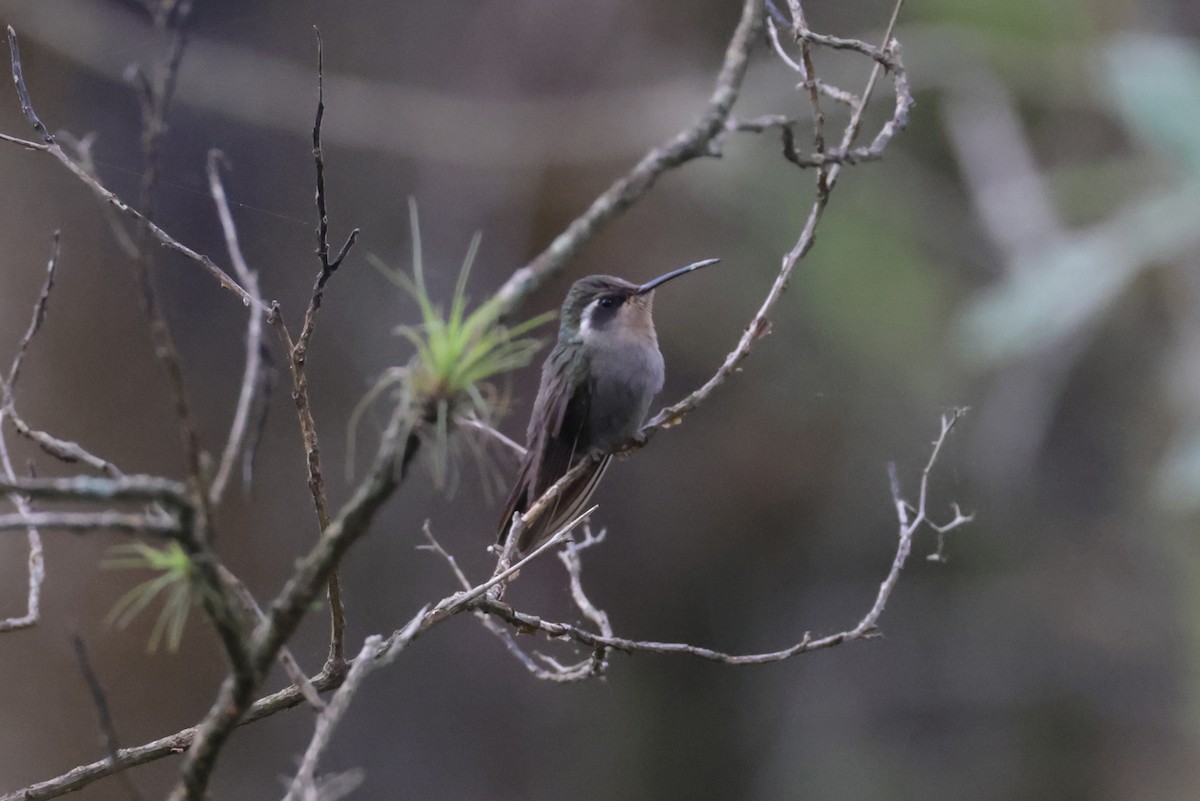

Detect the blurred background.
xmin=1 ymin=0 xmax=1198 ymax=798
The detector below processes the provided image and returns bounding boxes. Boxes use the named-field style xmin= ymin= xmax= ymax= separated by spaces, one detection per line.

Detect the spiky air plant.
xmin=103 ymin=541 xmax=197 ymax=653
xmin=348 ymin=199 xmax=553 ymax=492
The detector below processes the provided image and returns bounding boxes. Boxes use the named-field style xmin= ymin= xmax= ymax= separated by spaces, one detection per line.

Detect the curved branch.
xmin=493 ymin=0 xmax=764 ymax=312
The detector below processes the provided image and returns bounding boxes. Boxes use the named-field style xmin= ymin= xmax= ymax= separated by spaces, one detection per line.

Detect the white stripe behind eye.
xmin=580 ymin=303 xmax=596 ymax=337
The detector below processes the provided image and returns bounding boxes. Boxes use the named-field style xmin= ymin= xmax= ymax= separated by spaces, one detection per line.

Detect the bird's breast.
xmin=586 ymin=339 xmax=664 ymax=453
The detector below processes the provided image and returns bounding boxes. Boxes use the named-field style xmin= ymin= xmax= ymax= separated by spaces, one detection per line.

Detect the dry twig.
xmin=492 ymin=0 xmax=764 ymax=312
xmin=271 ymin=28 xmax=362 ymax=677
xmin=71 ymin=635 xmax=146 ymax=801
xmin=2 ymin=27 xmax=262 ymax=309
xmin=206 ymin=150 xmax=267 ymax=504
xmin=0 ymin=233 xmax=58 ymax=632
xmin=476 ymin=412 xmax=971 ymax=665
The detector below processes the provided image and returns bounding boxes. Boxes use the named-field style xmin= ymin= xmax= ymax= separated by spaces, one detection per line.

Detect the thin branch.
xmin=0 ymin=474 xmax=189 ymax=505
xmin=776 ymin=11 xmax=828 ymax=175
xmin=756 ymin=3 xmax=912 ymax=172
xmin=2 ymin=27 xmax=262 ymax=310
xmin=641 ymin=0 xmax=907 ymax=435
xmin=57 ymin=132 xmax=142 ymax=258
xmin=71 ymin=636 xmax=146 ymax=801
xmin=4 ymin=412 xmax=122 ymax=475
xmin=216 ymin=565 xmax=324 ymax=711
xmin=280 ymin=513 xmax=600 ymax=796
xmin=0 ymin=473 xmax=256 ymax=701
xmin=478 ymin=412 xmax=970 ymax=665
xmin=0 ymin=431 xmax=42 ymax=633
xmin=417 ymin=522 xmax=472 ymax=589
xmin=559 ymin=526 xmax=613 ymax=640
xmin=281 ymin=615 xmax=425 ymax=801
xmin=167 ymin=404 xmax=418 ymax=801
xmin=0 ymin=669 xmax=344 ymax=801
xmin=0 ymin=130 xmax=46 ymax=150
xmin=0 ymin=519 xmax=42 ymax=631
xmin=206 ymin=150 xmax=266 ymax=504
xmin=309 ymin=29 xmax=360 ymax=288
xmin=421 ymin=522 xmax=600 ymax=683
xmin=122 ymin=1 xmax=217 ymax=516
xmin=459 ymin=413 xmax=527 ymax=458
xmin=241 ymin=344 xmax=276 ymax=493
xmin=5 ymin=231 xmax=59 ymax=391
xmin=492 ymin=0 xmax=764 ymax=312
xmin=278 ymin=29 xmax=362 ymax=677
xmin=0 ymin=511 xmax=177 ymax=534
xmin=0 ymin=232 xmax=59 ymax=633
xmin=0 ymin=475 xmax=172 ymax=508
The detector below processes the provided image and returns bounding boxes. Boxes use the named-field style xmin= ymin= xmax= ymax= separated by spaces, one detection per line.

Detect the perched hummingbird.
xmin=498 ymin=258 xmax=719 ymax=554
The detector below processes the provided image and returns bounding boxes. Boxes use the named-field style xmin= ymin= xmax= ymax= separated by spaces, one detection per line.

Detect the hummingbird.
xmin=498 ymin=258 xmax=719 ymax=555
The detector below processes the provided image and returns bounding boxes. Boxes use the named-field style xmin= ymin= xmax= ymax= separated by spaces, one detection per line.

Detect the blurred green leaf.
xmin=1106 ymin=35 xmax=1200 ymax=179
xmin=958 ymin=185 xmax=1200 ymax=363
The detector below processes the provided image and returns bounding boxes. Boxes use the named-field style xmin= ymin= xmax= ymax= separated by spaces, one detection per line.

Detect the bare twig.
xmin=417 ymin=522 xmax=472 ymax=589
xmin=241 ymin=348 xmax=276 ymax=492
xmin=168 ymin=403 xmax=415 ymax=801
xmin=206 ymin=150 xmax=266 ymax=504
xmin=71 ymin=636 xmax=146 ymax=801
xmin=276 ymin=29 xmax=362 ymax=677
xmin=0 ymin=521 xmax=43 ymax=631
xmin=757 ymin=3 xmax=913 ymax=172
xmin=5 ymin=231 xmax=59 ymax=391
xmin=121 ymin=2 xmax=219 ymax=516
xmin=0 ymin=474 xmax=188 ymax=505
xmin=793 ymin=22 xmax=901 ymax=69
xmin=283 ymin=513 xmax=609 ymax=796
xmin=478 ymin=412 xmax=970 ymax=665
xmin=57 ymin=131 xmax=142 ymax=258
xmin=0 ymin=436 xmax=42 ymax=632
xmin=216 ymin=565 xmax=324 ymax=711
xmin=421 ymin=522 xmax=599 ymax=683
xmin=2 ymin=27 xmax=262 ymax=310
xmin=0 ymin=232 xmax=59 ymax=632
xmin=779 ymin=10 xmax=828 ymax=174
xmin=281 ymin=615 xmax=425 ymax=801
xmin=0 ymin=474 xmax=257 ymax=713
xmin=492 ymin=0 xmax=764 ymax=312
xmin=0 ymin=669 xmax=345 ymax=801
xmin=0 ymin=511 xmax=178 ymax=534
xmin=559 ymin=526 xmax=613 ymax=639
xmin=641 ymin=0 xmax=907 ymax=435
xmin=459 ymin=413 xmax=527 ymax=458
xmin=437 ymin=506 xmax=598 ymax=619
xmin=521 ymin=526 xmax=614 ymax=682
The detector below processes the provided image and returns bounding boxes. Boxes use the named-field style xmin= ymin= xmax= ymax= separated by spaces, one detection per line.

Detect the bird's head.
xmin=558 ymin=259 xmax=719 ymax=343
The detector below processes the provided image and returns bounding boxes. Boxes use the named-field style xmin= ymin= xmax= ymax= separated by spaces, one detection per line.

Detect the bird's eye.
xmin=597 ymin=296 xmax=617 ymax=309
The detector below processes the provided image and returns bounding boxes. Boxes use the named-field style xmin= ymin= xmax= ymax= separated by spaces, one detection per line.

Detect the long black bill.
xmin=636 ymin=258 xmax=720 ymax=295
